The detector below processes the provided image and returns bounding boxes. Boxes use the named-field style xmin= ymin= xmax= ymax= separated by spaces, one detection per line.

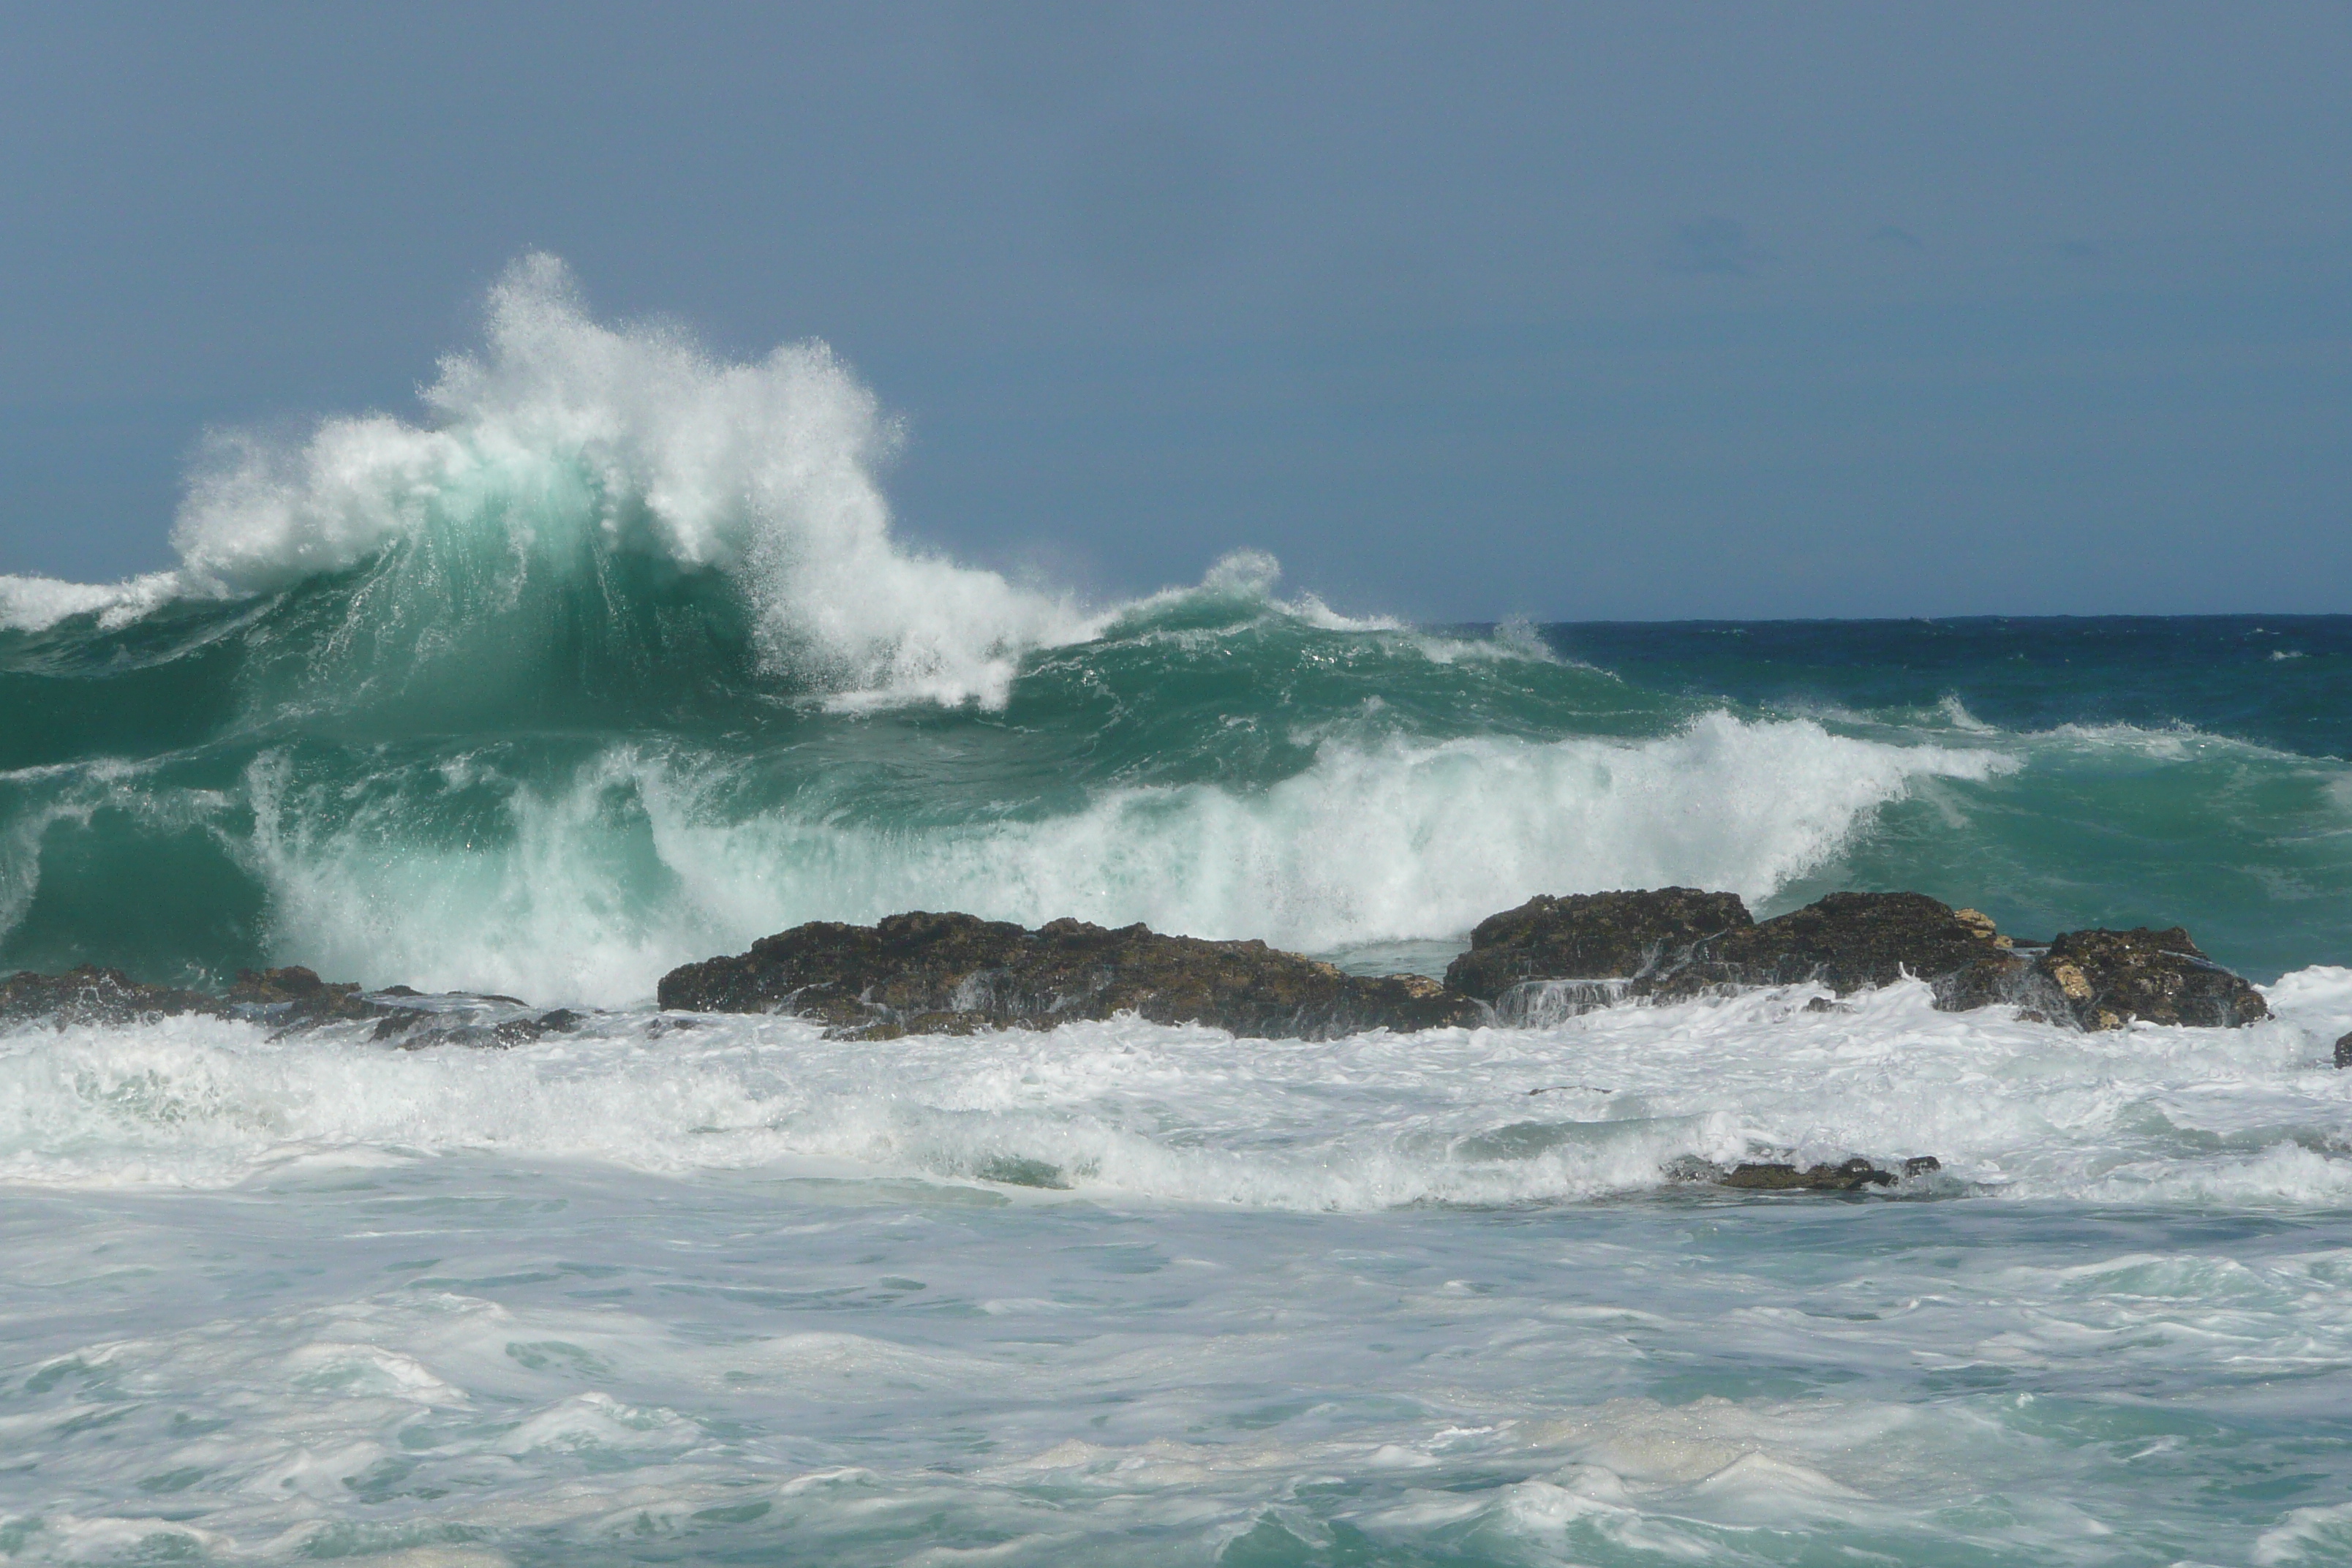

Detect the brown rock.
xmin=2029 ymin=927 xmax=2269 ymax=1030
xmin=225 ymin=966 xmax=385 ymax=1026
xmin=657 ymin=911 xmax=1488 ymax=1039
xmin=1721 ymin=1158 xmax=1899 ymax=1191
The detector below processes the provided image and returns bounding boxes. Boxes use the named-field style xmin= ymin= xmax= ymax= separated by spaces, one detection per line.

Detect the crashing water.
xmin=5 ymin=259 xmax=2352 ymax=1564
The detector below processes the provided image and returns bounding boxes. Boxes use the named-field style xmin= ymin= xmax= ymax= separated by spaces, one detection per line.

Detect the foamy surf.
xmin=2 ymin=979 xmax=2349 ymax=1564
xmin=2 ymin=965 xmax=2342 ymax=1205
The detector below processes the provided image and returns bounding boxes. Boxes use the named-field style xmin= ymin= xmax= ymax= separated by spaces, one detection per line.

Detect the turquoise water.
xmin=2 ymin=259 xmax=2349 ymax=1564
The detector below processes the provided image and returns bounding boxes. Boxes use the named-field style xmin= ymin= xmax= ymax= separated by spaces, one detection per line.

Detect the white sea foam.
xmin=2 ymin=979 xmax=2348 ymax=1564
xmin=0 ymin=571 xmax=179 ymax=634
xmin=2 ymin=960 xmax=2342 ymax=1205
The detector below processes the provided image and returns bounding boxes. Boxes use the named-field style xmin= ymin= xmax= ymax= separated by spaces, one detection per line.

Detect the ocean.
xmin=3 ymin=259 xmax=2350 ymax=1565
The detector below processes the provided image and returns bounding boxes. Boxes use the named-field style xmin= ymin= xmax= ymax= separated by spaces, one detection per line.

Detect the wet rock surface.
xmin=1670 ymin=1155 xmax=1942 ymax=1192
xmin=1444 ymin=888 xmax=1752 ymax=1003
xmin=2032 ymin=927 xmax=2269 ymax=1030
xmin=368 ymin=999 xmax=587 ymax=1049
xmin=0 ymin=965 xmax=224 ymax=1028
xmin=0 ymin=893 xmax=2274 ymax=1045
xmin=0 ymin=962 xmax=583 ymax=1047
xmin=1445 ymin=886 xmax=2266 ymax=1031
xmin=657 ymin=911 xmax=1487 ymax=1039
xmin=223 ymin=965 xmax=385 ymax=1028
xmin=1656 ymin=892 xmax=2026 ymax=1009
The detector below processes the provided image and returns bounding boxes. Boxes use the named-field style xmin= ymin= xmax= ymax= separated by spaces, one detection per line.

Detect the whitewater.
xmin=4 ymin=257 xmax=2352 ymax=1564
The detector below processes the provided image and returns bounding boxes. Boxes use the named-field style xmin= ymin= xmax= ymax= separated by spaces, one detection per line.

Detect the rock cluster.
xmin=0 ymin=889 xmax=2275 ymax=1051
xmin=0 ymin=964 xmax=380 ymax=1029
xmin=0 ymin=965 xmax=218 ymax=1028
xmin=655 ymin=911 xmax=1484 ymax=1040
xmin=1446 ymin=889 xmax=2268 ymax=1031
xmin=0 ymin=962 xmax=584 ymax=1046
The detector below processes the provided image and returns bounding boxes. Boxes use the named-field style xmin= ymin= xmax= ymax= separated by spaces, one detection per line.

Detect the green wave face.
xmin=7 ymin=557 xmax=2351 ymax=1002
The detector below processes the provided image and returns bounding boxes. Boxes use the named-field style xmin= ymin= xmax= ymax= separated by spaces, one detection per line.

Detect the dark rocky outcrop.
xmin=222 ymin=965 xmax=387 ymax=1027
xmin=1 ymin=894 xmax=2273 ymax=1050
xmin=1442 ymin=887 xmax=2267 ymax=1031
xmin=1444 ymin=888 xmax=1750 ymax=1002
xmin=1667 ymin=1154 xmax=1942 ymax=1192
xmin=0 ymin=964 xmax=397 ymax=1030
xmin=2032 ymin=927 xmax=2269 ymax=1030
xmin=1445 ymin=888 xmax=2027 ymax=1019
xmin=0 ymin=962 xmax=581 ymax=1047
xmin=2336 ymin=1031 xmax=2352 ymax=1069
xmin=657 ymin=910 xmax=1486 ymax=1039
xmin=1654 ymin=891 xmax=2028 ymax=1012
xmin=369 ymin=1002 xmax=584 ymax=1049
xmin=0 ymin=965 xmax=223 ymax=1028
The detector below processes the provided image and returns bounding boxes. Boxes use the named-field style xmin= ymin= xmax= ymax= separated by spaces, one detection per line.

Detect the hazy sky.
xmin=4 ymin=1 xmax=2348 ymax=619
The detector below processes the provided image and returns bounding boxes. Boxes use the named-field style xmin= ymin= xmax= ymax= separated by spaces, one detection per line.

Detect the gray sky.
xmin=4 ymin=1 xmax=2348 ymax=619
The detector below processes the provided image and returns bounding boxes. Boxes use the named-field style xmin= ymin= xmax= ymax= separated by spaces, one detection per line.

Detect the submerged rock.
xmin=1723 ymin=1158 xmax=1897 ymax=1191
xmin=369 ymin=1003 xmax=585 ymax=1049
xmin=1667 ymin=1154 xmax=1941 ymax=1192
xmin=2032 ymin=927 xmax=2269 ymax=1030
xmin=0 ymin=961 xmax=578 ymax=1047
xmin=657 ymin=911 xmax=1487 ymax=1039
xmin=0 ymin=965 xmax=224 ymax=1028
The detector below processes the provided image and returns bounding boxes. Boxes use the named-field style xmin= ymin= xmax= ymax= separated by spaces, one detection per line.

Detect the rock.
xmin=1722 ymin=1158 xmax=1897 ymax=1191
xmin=1444 ymin=888 xmax=1752 ymax=1004
xmin=1668 ymin=1153 xmax=1937 ymax=1191
xmin=2030 ymin=927 xmax=2269 ymax=1030
xmin=224 ymin=965 xmax=386 ymax=1027
xmin=1445 ymin=888 xmax=2266 ymax=1030
xmin=0 ymin=961 xmax=562 ymax=1047
xmin=657 ymin=911 xmax=1488 ymax=1039
xmin=0 ymin=965 xmax=224 ymax=1028
xmin=1441 ymin=889 xmax=2029 ymax=1015
xmin=368 ymin=1002 xmax=589 ymax=1049
xmin=1951 ymin=908 xmax=2011 ymax=946
xmin=1652 ymin=891 xmax=2027 ymax=1009
xmin=2337 ymin=1032 xmax=2352 ymax=1068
